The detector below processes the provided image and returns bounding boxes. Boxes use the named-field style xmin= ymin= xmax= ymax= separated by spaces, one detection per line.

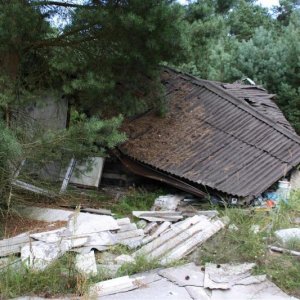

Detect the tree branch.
xmin=31 ymin=1 xmax=99 ymax=9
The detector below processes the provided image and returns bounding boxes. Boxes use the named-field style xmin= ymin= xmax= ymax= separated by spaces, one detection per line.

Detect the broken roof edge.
xmin=162 ymin=66 xmax=300 ymax=145
xmin=117 ymin=150 xmax=253 ymax=199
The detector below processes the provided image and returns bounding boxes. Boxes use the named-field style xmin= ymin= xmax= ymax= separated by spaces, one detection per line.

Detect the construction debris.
xmin=134 ymin=215 xmax=225 ymax=264
xmin=75 ymin=251 xmax=98 ymax=276
xmin=275 ymin=228 xmax=300 ymax=245
xmin=269 ymin=245 xmax=300 ymax=256
xmin=132 ymin=211 xmax=183 ymax=222
xmin=203 ymin=263 xmax=257 ymax=289
xmin=89 ymin=275 xmax=145 ymax=297
xmin=152 ymin=195 xmax=184 ymax=211
xmin=21 ymin=240 xmax=71 ymax=271
xmin=87 ymin=263 xmax=297 ymax=300
xmin=68 ymin=157 xmax=105 ymax=188
xmin=0 ymin=232 xmax=31 ymax=257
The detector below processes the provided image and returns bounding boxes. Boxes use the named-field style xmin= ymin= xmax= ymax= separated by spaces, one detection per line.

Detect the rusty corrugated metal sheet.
xmin=120 ymin=67 xmax=300 ymax=198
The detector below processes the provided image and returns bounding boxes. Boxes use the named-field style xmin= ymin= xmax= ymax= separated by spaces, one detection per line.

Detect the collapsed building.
xmin=117 ymin=67 xmax=300 ymax=204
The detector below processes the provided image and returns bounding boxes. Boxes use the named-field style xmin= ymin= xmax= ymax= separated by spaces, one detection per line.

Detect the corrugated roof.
xmin=120 ymin=67 xmax=300 ymax=198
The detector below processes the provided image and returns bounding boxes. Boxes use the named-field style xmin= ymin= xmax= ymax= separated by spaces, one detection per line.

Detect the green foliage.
xmin=0 ymin=121 xmax=22 ymax=198
xmin=111 ymin=188 xmax=163 ymax=217
xmin=117 ymin=254 xmax=161 ymax=277
xmin=195 ymin=191 xmax=300 ymax=295
xmin=0 ymin=254 xmax=81 ymax=298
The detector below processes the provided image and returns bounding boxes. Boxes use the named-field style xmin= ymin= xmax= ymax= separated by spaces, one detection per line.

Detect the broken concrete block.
xmin=89 ymin=275 xmax=145 ymax=297
xmin=203 ymin=263 xmax=256 ymax=290
xmin=21 ymin=240 xmax=71 ymax=271
xmin=275 ymin=228 xmax=300 ymax=245
xmin=114 ymin=254 xmax=135 ymax=264
xmin=158 ymin=263 xmax=204 ymax=287
xmin=75 ymin=251 xmax=97 ymax=277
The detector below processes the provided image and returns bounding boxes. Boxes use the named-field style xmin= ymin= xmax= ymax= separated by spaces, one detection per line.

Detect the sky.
xmin=177 ymin=0 xmax=280 ymax=8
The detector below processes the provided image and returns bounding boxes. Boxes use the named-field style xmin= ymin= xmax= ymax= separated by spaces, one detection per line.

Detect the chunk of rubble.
xmin=75 ymin=251 xmax=97 ymax=276
xmin=21 ymin=240 xmax=71 ymax=271
xmin=275 ymin=228 xmax=300 ymax=245
xmin=158 ymin=262 xmax=205 ymax=286
xmin=203 ymin=263 xmax=257 ymax=289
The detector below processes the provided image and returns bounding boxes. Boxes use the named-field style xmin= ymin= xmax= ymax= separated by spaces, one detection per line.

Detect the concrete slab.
xmin=211 ymin=280 xmax=298 ymax=300
xmin=158 ymin=263 xmax=205 ymax=287
xmin=97 ymin=277 xmax=193 ymax=300
xmin=203 ymin=263 xmax=256 ymax=290
xmin=14 ymin=205 xmax=73 ymax=222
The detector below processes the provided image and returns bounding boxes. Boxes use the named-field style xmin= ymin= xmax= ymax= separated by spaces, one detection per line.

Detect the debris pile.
xmin=0 ymin=196 xmax=225 ymax=273
xmin=89 ymin=262 xmax=298 ymax=300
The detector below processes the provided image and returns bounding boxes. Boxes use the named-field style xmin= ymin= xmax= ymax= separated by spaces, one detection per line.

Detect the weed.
xmin=194 ymin=191 xmax=300 ymax=297
xmin=0 ymin=253 xmax=108 ymax=299
xmin=111 ymin=187 xmax=163 ymax=217
xmin=116 ymin=254 xmax=161 ymax=276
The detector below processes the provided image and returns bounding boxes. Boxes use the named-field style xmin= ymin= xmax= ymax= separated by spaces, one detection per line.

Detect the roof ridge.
xmin=163 ymin=66 xmax=300 ymax=144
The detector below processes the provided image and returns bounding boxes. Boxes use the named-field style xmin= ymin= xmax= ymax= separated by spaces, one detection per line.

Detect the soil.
xmin=0 ymin=211 xmax=66 ymax=238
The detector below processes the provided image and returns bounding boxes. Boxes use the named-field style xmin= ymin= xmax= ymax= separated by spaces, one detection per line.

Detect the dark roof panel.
xmin=120 ymin=67 xmax=300 ymax=197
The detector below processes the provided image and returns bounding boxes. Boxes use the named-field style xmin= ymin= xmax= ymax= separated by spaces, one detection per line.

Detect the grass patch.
xmin=194 ymin=191 xmax=300 ymax=296
xmin=117 ymin=254 xmax=161 ymax=276
xmin=111 ymin=187 xmax=163 ymax=217
xmin=0 ymin=253 xmax=109 ymax=299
